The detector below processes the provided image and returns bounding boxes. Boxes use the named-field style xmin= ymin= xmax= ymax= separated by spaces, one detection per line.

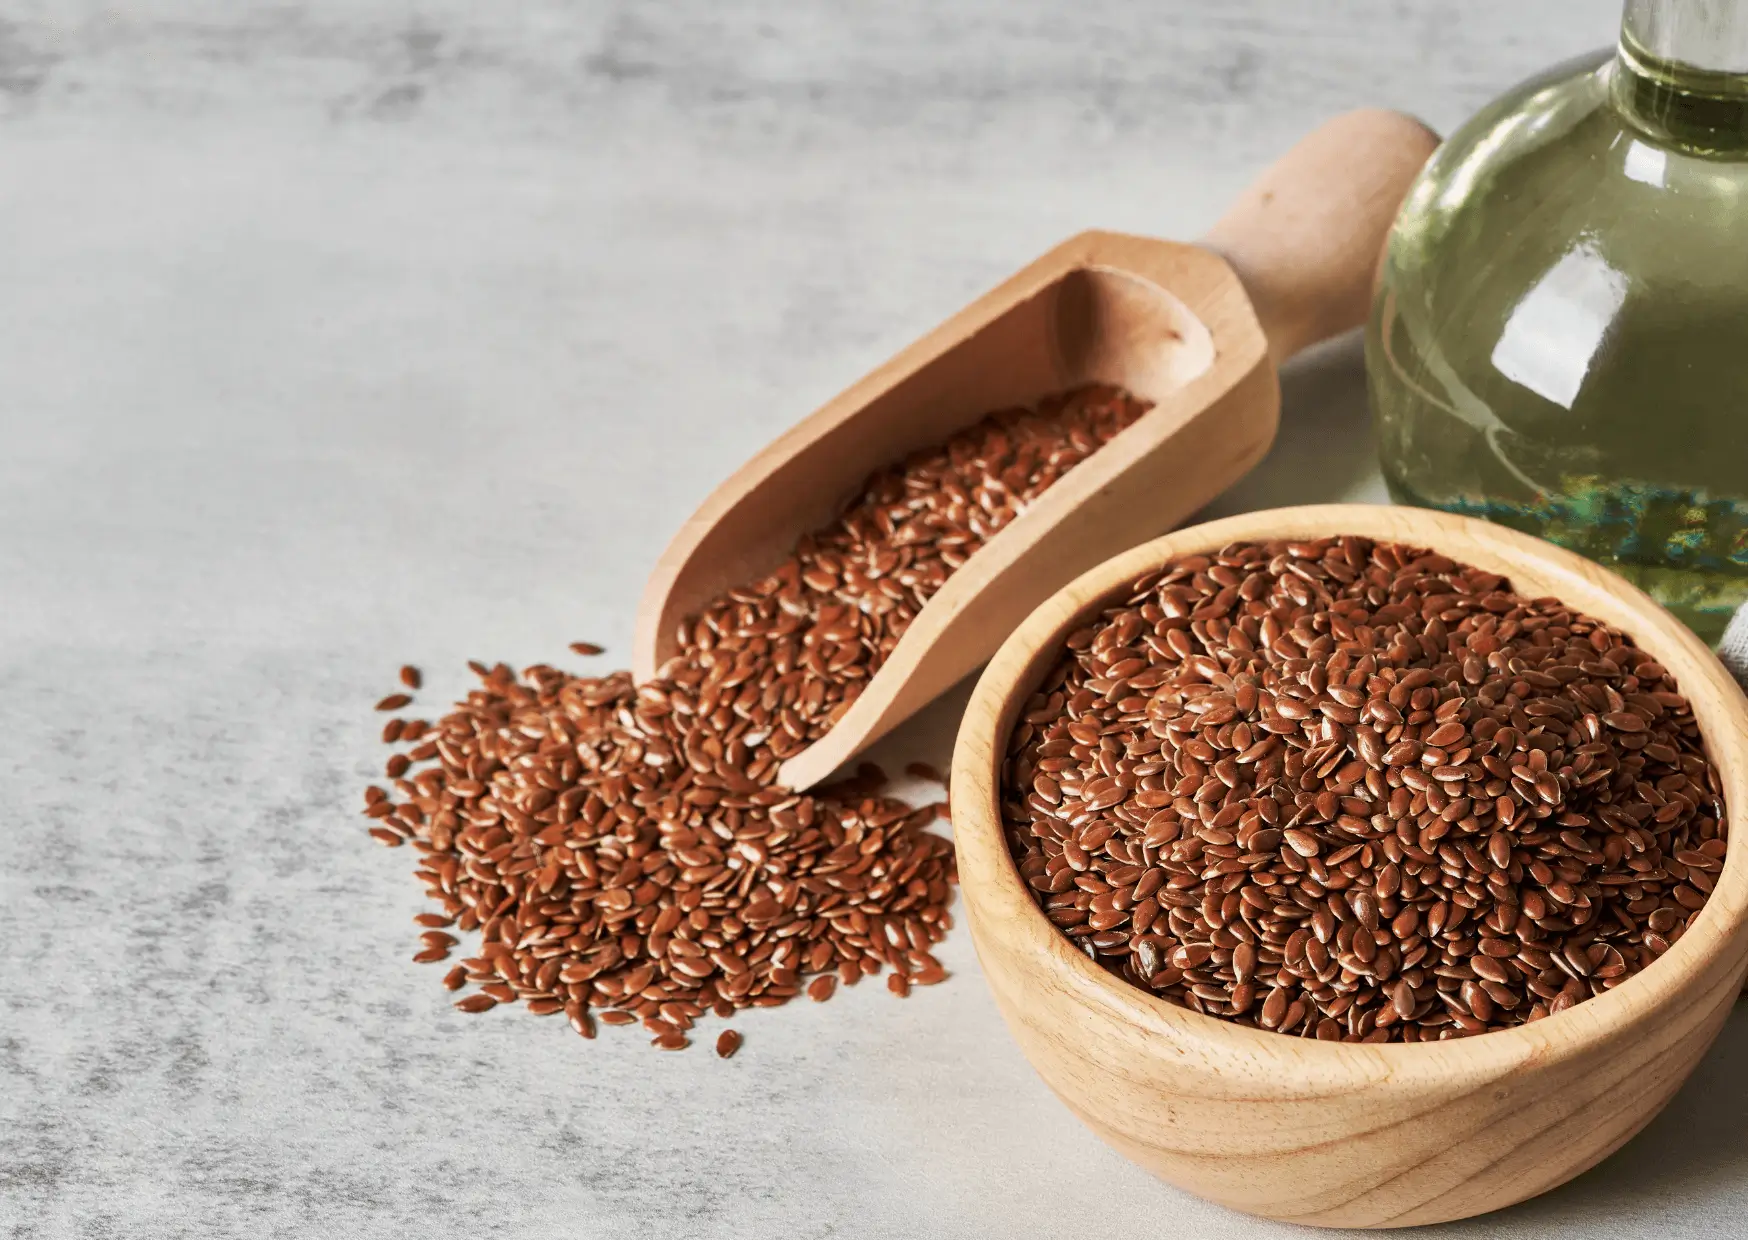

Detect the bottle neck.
xmin=1614 ymin=0 xmax=1748 ymax=153
xmin=1623 ymin=0 xmax=1748 ymax=70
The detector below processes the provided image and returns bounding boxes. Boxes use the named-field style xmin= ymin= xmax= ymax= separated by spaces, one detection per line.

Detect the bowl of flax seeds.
xmin=950 ymin=502 xmax=1748 ymax=1228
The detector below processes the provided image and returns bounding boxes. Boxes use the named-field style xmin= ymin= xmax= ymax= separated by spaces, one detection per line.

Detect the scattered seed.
xmin=716 ymin=1029 xmax=742 ymax=1058
xmin=911 ymin=957 xmax=948 ymax=986
xmin=441 ymin=966 xmax=467 ymax=990
xmin=412 ymin=947 xmax=449 ymax=964
xmin=454 ymin=994 xmax=497 ymax=1013
xmin=368 ymin=387 xmax=1151 ymax=1050
xmin=652 ymin=1033 xmax=689 ymax=1051
xmin=887 ymin=971 xmax=911 ymax=997
xmin=367 ymin=827 xmax=403 ymax=847
xmin=374 ymin=693 xmax=412 ymax=712
xmin=569 ymin=641 xmax=605 ymax=656
xmin=400 ymin=665 xmax=422 ymax=689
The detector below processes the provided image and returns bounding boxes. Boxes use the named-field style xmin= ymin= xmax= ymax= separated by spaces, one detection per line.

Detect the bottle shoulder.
xmin=1385 ymin=58 xmax=1748 ymax=326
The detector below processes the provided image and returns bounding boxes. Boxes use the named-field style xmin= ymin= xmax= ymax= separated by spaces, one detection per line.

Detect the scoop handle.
xmin=1201 ymin=109 xmax=1440 ymax=366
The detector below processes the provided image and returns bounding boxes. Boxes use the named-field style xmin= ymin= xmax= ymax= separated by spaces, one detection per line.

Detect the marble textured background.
xmin=6 ymin=2 xmax=1747 ymax=1236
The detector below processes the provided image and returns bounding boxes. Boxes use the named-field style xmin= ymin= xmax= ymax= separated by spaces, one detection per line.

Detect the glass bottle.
xmin=1368 ymin=0 xmax=1748 ymax=645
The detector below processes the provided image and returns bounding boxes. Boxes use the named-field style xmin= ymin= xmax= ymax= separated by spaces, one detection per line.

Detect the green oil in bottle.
xmin=1368 ymin=1 xmax=1748 ymax=645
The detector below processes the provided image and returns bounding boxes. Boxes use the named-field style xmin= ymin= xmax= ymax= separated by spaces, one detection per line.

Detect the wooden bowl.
xmin=950 ymin=504 xmax=1748 ymax=1228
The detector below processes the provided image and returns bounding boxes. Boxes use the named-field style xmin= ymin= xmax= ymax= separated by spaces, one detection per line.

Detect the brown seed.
xmin=374 ymin=693 xmax=412 ymax=711
xmin=454 ymin=994 xmax=497 ymax=1013
xmin=569 ymin=641 xmax=605 ymax=656
xmin=412 ymin=947 xmax=449 ymax=963
xmin=1391 ymin=980 xmax=1415 ymax=1020
xmin=652 ymin=1033 xmax=689 ymax=1050
xmin=887 ymin=971 xmax=911 ymax=998
xmin=998 ymin=535 xmax=1724 ymax=1044
xmin=357 ymin=391 xmax=1240 ymax=1054
xmin=1260 ymin=987 xmax=1288 ymax=1029
xmin=399 ymin=665 xmax=422 ymax=689
xmin=441 ymin=966 xmax=466 ymax=990
xmin=911 ymin=957 xmax=948 ymax=986
xmin=367 ymin=827 xmax=404 ymax=847
xmin=716 ymin=1029 xmax=743 ymax=1058
xmin=414 ymin=913 xmax=454 ymax=928
xmin=1283 ymin=829 xmax=1320 ymax=858
xmin=807 ymin=975 xmax=837 ymax=1002
xmin=1425 ymin=720 xmax=1466 ymax=748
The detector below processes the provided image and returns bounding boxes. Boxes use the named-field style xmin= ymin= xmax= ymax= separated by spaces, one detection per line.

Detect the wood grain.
xmin=950 ymin=504 xmax=1748 ymax=1228
xmin=634 ymin=111 xmax=1439 ymax=790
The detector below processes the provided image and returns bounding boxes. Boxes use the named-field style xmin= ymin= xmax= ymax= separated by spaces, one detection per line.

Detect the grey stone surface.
xmin=6 ymin=2 xmax=1747 ymax=1236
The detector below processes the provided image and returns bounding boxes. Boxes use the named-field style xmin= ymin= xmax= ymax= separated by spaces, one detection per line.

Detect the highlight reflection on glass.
xmin=1490 ymin=240 xmax=1628 ymax=413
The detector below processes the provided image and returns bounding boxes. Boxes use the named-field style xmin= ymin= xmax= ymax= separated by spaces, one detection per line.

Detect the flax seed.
xmin=715 ymin=1029 xmax=742 ymax=1058
xmin=1001 ymin=536 xmax=1725 ymax=1042
xmin=366 ymin=386 xmax=1152 ymax=1050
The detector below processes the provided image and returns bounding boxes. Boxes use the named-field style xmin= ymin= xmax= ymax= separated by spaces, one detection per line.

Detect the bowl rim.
xmin=951 ymin=503 xmax=1748 ymax=1081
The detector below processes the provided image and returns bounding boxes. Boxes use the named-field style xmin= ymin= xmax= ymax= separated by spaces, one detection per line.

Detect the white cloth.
xmin=1719 ymin=605 xmax=1748 ymax=688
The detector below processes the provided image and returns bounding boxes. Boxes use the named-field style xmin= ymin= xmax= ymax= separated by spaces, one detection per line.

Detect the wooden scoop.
xmin=633 ymin=109 xmax=1439 ymax=790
